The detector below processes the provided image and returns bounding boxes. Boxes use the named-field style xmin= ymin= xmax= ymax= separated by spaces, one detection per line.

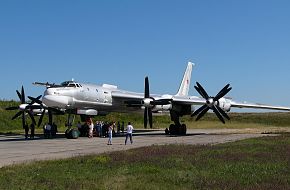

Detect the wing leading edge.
xmin=230 ymin=101 xmax=290 ymax=111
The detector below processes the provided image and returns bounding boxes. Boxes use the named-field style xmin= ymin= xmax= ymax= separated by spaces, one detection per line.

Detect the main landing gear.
xmin=166 ymin=111 xmax=187 ymax=135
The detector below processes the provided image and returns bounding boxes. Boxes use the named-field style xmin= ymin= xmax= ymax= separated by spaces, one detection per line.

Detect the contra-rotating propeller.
xmin=27 ymin=96 xmax=63 ymax=127
xmin=191 ymin=82 xmax=232 ymax=124
xmin=125 ymin=77 xmax=171 ymax=128
xmin=6 ymin=86 xmax=37 ymax=128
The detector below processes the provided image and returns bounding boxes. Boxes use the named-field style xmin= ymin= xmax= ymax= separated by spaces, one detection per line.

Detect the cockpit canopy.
xmin=60 ymin=81 xmax=82 ymax=88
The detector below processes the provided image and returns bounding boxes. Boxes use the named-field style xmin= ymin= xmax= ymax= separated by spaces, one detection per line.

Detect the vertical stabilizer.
xmin=176 ymin=62 xmax=195 ymax=96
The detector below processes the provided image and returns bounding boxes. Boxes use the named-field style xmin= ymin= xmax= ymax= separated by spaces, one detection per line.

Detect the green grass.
xmin=0 ymin=134 xmax=290 ymax=189
xmin=1 ymin=100 xmax=290 ymax=134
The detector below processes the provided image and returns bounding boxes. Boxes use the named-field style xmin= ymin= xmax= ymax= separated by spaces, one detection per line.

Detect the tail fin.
xmin=176 ymin=62 xmax=195 ymax=96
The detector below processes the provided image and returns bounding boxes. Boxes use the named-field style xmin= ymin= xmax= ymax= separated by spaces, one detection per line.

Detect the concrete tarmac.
xmin=0 ymin=129 xmax=277 ymax=168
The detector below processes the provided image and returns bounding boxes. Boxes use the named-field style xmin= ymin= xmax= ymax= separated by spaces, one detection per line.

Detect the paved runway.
xmin=0 ymin=129 xmax=277 ymax=168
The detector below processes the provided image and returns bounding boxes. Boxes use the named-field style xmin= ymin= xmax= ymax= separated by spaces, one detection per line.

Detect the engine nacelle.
xmin=217 ymin=98 xmax=231 ymax=112
xmin=77 ymin=109 xmax=98 ymax=116
xmin=152 ymin=104 xmax=172 ymax=112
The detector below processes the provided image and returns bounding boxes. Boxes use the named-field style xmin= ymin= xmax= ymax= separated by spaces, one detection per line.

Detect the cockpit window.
xmin=60 ymin=81 xmax=80 ymax=88
xmin=61 ymin=81 xmax=70 ymax=86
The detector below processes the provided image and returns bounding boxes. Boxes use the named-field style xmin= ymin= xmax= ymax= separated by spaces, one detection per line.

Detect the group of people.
xmin=23 ymin=118 xmax=133 ymax=144
xmin=77 ymin=120 xmax=126 ymax=138
xmin=76 ymin=119 xmax=134 ymax=145
xmin=108 ymin=121 xmax=134 ymax=145
xmin=43 ymin=122 xmax=58 ymax=138
xmin=22 ymin=122 xmax=58 ymax=139
xmin=23 ymin=122 xmax=35 ymax=140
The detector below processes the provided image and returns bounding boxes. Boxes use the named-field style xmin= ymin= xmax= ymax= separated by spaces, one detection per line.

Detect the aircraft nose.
xmin=44 ymin=88 xmax=55 ymax=96
xmin=43 ymin=95 xmax=73 ymax=108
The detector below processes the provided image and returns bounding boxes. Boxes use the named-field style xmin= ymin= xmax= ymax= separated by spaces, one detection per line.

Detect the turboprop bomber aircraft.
xmin=7 ymin=62 xmax=290 ymax=135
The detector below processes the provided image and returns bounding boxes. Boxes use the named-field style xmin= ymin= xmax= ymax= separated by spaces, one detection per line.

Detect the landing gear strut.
xmin=167 ymin=111 xmax=187 ymax=135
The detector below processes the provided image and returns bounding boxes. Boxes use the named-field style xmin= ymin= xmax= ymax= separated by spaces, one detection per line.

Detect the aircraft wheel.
xmin=169 ymin=124 xmax=175 ymax=135
xmin=181 ymin=124 xmax=187 ymax=135
xmin=65 ymin=129 xmax=70 ymax=138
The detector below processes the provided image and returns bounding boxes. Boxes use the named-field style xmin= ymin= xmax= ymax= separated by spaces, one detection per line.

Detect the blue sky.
xmin=1 ymin=0 xmax=290 ymax=109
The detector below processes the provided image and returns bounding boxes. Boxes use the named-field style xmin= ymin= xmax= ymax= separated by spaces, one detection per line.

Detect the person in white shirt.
xmin=88 ymin=119 xmax=94 ymax=138
xmin=107 ymin=122 xmax=113 ymax=145
xmin=125 ymin=122 xmax=134 ymax=145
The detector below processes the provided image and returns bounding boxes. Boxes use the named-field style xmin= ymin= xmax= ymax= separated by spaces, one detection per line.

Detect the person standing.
xmin=30 ymin=123 xmax=35 ymax=139
xmin=24 ymin=122 xmax=29 ymax=140
xmin=77 ymin=121 xmax=82 ymax=131
xmin=117 ymin=121 xmax=120 ymax=134
xmin=125 ymin=122 xmax=134 ymax=145
xmin=44 ymin=123 xmax=51 ymax=138
xmin=51 ymin=122 xmax=58 ymax=136
xmin=121 ymin=121 xmax=124 ymax=134
xmin=107 ymin=122 xmax=113 ymax=145
xmin=88 ymin=119 xmax=94 ymax=138
xmin=99 ymin=121 xmax=103 ymax=137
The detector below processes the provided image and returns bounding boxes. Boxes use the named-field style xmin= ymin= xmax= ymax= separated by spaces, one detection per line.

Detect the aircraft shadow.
xmin=0 ymin=131 xmax=207 ymax=142
xmin=0 ymin=134 xmax=67 ymax=142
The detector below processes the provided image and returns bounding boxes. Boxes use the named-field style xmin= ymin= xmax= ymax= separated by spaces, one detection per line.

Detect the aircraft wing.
xmin=112 ymin=90 xmax=290 ymax=111
xmin=171 ymin=96 xmax=290 ymax=112
xmin=230 ymin=100 xmax=290 ymax=111
xmin=170 ymin=96 xmax=206 ymax=105
xmin=112 ymin=90 xmax=145 ymax=100
xmin=112 ymin=90 xmax=206 ymax=106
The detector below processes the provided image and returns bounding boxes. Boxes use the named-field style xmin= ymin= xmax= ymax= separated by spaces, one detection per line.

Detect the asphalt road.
xmin=0 ymin=129 xmax=277 ymax=168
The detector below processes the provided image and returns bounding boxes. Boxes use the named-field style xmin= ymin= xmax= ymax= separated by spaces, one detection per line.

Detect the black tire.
xmin=71 ymin=129 xmax=80 ymax=139
xmin=65 ymin=129 xmax=71 ymax=139
xmin=169 ymin=124 xmax=175 ymax=135
xmin=181 ymin=124 xmax=187 ymax=135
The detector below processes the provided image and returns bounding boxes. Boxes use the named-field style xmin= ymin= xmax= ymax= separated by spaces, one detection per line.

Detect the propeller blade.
xmin=145 ymin=77 xmax=149 ymax=98
xmin=196 ymin=82 xmax=209 ymax=99
xmin=21 ymin=86 xmax=25 ymax=104
xmin=6 ymin=106 xmax=19 ymax=110
xmin=148 ymin=108 xmax=153 ymax=128
xmin=16 ymin=90 xmax=22 ymax=101
xmin=27 ymin=111 xmax=36 ymax=125
xmin=215 ymin=84 xmax=230 ymax=99
xmin=195 ymin=106 xmax=210 ymax=121
xmin=144 ymin=108 xmax=148 ymax=128
xmin=216 ymin=105 xmax=230 ymax=120
xmin=22 ymin=112 xmax=26 ymax=129
xmin=194 ymin=86 xmax=206 ymax=99
xmin=191 ymin=104 xmax=207 ymax=117
xmin=28 ymin=95 xmax=42 ymax=105
xmin=38 ymin=109 xmax=46 ymax=127
xmin=212 ymin=105 xmax=225 ymax=124
xmin=214 ymin=87 xmax=232 ymax=101
xmin=12 ymin=111 xmax=22 ymax=120
xmin=28 ymin=96 xmax=42 ymax=105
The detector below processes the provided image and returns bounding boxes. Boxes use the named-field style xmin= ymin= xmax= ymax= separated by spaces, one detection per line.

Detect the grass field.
xmin=1 ymin=100 xmax=290 ymax=189
xmin=0 ymin=134 xmax=289 ymax=189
